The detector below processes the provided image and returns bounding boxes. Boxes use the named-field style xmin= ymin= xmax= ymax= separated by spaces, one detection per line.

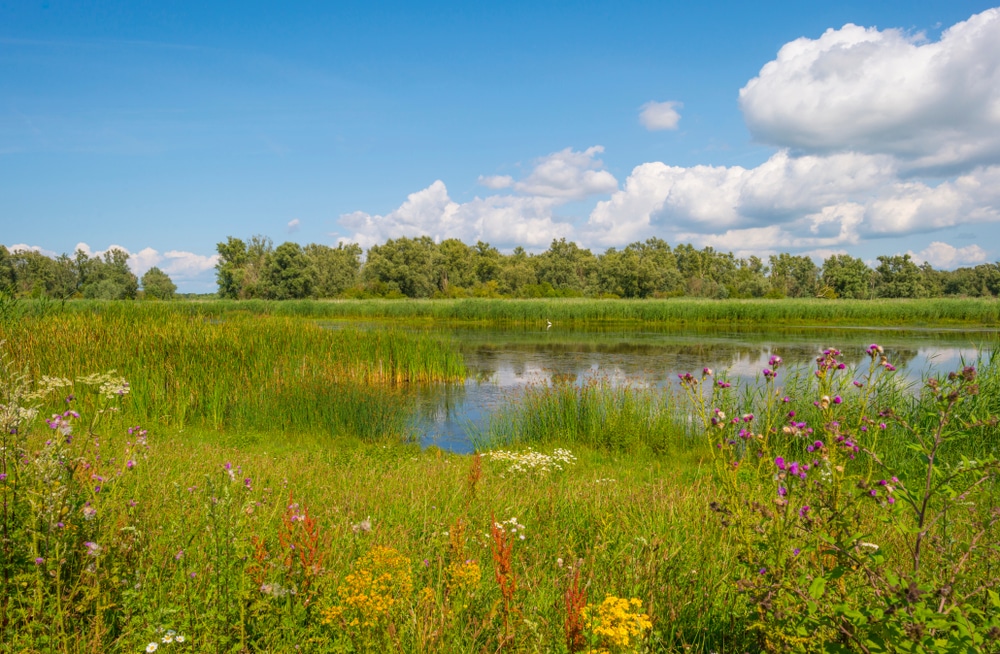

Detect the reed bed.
xmin=0 ymin=309 xmax=464 ymax=438
xmin=12 ymin=296 xmax=1000 ymax=327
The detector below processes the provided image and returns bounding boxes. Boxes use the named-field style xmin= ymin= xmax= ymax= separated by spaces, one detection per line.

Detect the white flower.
xmin=146 ymin=644 xmax=158 ymax=653
xmin=175 ymin=636 xmax=185 ymax=643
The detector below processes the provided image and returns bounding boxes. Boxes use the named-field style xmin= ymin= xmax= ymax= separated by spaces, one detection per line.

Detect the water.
xmin=402 ymin=325 xmax=997 ymax=452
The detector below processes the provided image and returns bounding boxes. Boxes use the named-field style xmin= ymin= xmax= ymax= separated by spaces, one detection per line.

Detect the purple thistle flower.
xmin=833 ymin=396 xmax=842 ymax=404
xmin=34 ymin=557 xmax=44 ymax=565
xmin=798 ymin=505 xmax=810 ymax=518
xmin=777 ymin=486 xmax=788 ymax=497
xmin=775 ymin=456 xmax=786 ymax=471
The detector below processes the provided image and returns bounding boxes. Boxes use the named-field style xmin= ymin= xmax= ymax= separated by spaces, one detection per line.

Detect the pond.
xmin=400 ymin=325 xmax=997 ymax=453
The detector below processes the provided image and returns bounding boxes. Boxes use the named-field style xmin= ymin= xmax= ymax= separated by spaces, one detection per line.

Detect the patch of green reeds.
xmin=12 ymin=296 xmax=1000 ymax=327
xmin=0 ymin=308 xmax=464 ymax=439
xmin=477 ymin=379 xmax=695 ymax=454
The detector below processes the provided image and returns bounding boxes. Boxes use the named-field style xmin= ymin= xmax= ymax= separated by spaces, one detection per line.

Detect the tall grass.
xmin=12 ymin=296 xmax=1000 ymax=327
xmin=0 ymin=309 xmax=464 ymax=439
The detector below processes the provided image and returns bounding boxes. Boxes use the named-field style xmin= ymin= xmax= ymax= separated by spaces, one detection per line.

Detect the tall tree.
xmin=821 ymin=255 xmax=873 ymax=299
xmin=141 ymin=267 xmax=177 ymax=300
xmin=262 ymin=242 xmax=314 ymax=299
xmin=874 ymin=254 xmax=926 ymax=299
xmin=304 ymin=243 xmax=362 ymax=298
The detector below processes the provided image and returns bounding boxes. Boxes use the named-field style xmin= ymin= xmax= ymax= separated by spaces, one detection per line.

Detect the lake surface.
xmin=348 ymin=324 xmax=998 ymax=453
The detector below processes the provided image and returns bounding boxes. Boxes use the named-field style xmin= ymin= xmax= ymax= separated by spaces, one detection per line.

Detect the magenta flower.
xmin=798 ymin=505 xmax=810 ymax=518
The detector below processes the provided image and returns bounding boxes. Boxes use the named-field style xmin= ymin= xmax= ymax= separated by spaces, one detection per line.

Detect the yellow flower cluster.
xmin=323 ymin=546 xmax=413 ymax=629
xmin=447 ymin=559 xmax=482 ymax=596
xmin=581 ymin=596 xmax=652 ymax=653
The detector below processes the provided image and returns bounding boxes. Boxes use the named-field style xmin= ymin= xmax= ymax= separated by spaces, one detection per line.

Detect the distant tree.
xmin=262 ymin=242 xmax=314 ymax=299
xmin=821 ymin=255 xmax=873 ymax=299
xmin=0 ymin=246 xmax=15 ymax=293
xmin=362 ymin=236 xmax=438 ymax=298
xmin=768 ymin=253 xmax=819 ymax=298
xmin=535 ymin=238 xmax=595 ymax=293
xmin=304 ymin=243 xmax=362 ymax=297
xmin=874 ymin=254 xmax=926 ymax=299
xmin=436 ymin=238 xmax=476 ymax=294
xmin=731 ymin=256 xmax=769 ymax=298
xmin=498 ymin=247 xmax=537 ymax=296
xmin=473 ymin=241 xmax=503 ymax=285
xmin=141 ymin=267 xmax=177 ymax=300
xmin=215 ymin=235 xmax=273 ymax=298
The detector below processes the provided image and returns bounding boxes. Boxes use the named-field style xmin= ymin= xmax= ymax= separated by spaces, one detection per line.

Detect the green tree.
xmin=731 ymin=256 xmax=769 ymax=298
xmin=304 ymin=243 xmax=362 ymax=298
xmin=215 ymin=235 xmax=273 ymax=298
xmin=768 ymin=253 xmax=819 ymax=298
xmin=874 ymin=254 xmax=926 ymax=298
xmin=141 ymin=267 xmax=177 ymax=300
xmin=262 ymin=242 xmax=314 ymax=299
xmin=436 ymin=238 xmax=476 ymax=295
xmin=0 ymin=246 xmax=15 ymax=293
xmin=821 ymin=255 xmax=873 ymax=299
xmin=362 ymin=236 xmax=438 ymax=298
xmin=535 ymin=238 xmax=595 ymax=294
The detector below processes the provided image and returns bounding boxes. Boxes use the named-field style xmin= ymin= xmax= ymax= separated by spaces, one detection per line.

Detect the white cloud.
xmin=287 ymin=218 xmax=301 ymax=233
xmin=739 ymin=8 xmax=1000 ymax=173
xmin=513 ymin=146 xmax=618 ymax=199
xmin=339 ymin=146 xmax=615 ymax=249
xmin=639 ymin=100 xmax=682 ymax=131
xmin=5 ymin=243 xmax=57 ymax=257
xmin=160 ymin=250 xmax=220 ymax=279
xmin=908 ymin=242 xmax=989 ymax=269
xmin=73 ymin=242 xmax=217 ymax=281
xmin=478 ymin=174 xmax=514 ymax=190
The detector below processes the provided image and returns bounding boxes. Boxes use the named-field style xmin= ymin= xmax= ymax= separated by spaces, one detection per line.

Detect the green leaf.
xmin=809 ymin=576 xmax=827 ymax=600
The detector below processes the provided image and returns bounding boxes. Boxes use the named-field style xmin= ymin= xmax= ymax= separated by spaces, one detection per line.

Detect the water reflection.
xmin=349 ymin=324 xmax=996 ymax=453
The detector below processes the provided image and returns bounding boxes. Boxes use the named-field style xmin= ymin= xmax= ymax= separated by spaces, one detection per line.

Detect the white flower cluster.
xmin=25 ymin=375 xmax=72 ymax=400
xmin=482 ymin=448 xmax=577 ymax=475
xmin=494 ymin=516 xmax=527 ymax=540
xmin=76 ymin=371 xmax=130 ymax=400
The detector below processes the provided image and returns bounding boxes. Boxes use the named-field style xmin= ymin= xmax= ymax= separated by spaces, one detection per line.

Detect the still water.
xmin=371 ymin=324 xmax=997 ymax=453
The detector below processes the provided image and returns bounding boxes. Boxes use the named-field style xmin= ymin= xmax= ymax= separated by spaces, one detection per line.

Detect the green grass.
xmin=10 ymin=296 xmax=1000 ymax=327
xmin=0 ymin=308 xmax=464 ymax=439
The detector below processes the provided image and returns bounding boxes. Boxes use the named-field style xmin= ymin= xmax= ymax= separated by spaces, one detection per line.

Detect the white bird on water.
xmin=546 ymin=319 xmax=552 ymax=329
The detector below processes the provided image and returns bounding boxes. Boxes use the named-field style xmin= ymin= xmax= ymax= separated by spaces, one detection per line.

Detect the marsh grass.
xmin=13 ymin=296 xmax=1000 ymax=328
xmin=0 ymin=309 xmax=464 ymax=439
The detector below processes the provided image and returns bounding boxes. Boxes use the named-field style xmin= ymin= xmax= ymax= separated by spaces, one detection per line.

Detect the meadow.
xmin=2 ymin=301 xmax=999 ymax=653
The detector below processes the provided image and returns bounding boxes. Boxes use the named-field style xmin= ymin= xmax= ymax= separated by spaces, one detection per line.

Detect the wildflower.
xmin=146 ymin=644 xmax=158 ymax=653
xmin=768 ymin=355 xmax=782 ymax=369
xmin=777 ymin=486 xmax=787 ymax=497
xmin=798 ymin=505 xmax=810 ymax=518
xmin=775 ymin=456 xmax=786 ymax=470
xmin=884 ymin=363 xmax=897 ymax=372
xmin=853 ymin=380 xmax=863 ymax=388
xmin=717 ymin=381 xmax=731 ymax=388
xmin=763 ymin=368 xmax=776 ymax=379
xmin=175 ymin=635 xmax=185 ymax=643
xmin=126 ymin=460 xmax=135 ymax=469
xmin=782 ymin=396 xmax=791 ymax=403
xmin=833 ymin=395 xmax=842 ymax=404
xmin=793 ymin=548 xmax=801 ymax=556
xmin=34 ymin=557 xmax=44 ymax=565
xmin=174 ymin=550 xmax=183 ymax=561
xmin=243 ymin=477 xmax=252 ymax=489
xmin=351 ymin=517 xmax=373 ymax=534
xmin=84 ymin=541 xmax=101 ymax=557
xmin=702 ymin=367 xmax=713 ymax=377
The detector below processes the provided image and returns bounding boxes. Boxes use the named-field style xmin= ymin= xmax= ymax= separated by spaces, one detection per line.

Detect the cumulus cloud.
xmin=339 ymin=146 xmax=615 ymax=248
xmin=639 ymin=100 xmax=682 ymax=131
xmin=908 ymin=242 xmax=989 ymax=269
xmin=5 ymin=243 xmax=58 ymax=257
xmin=287 ymin=218 xmax=301 ymax=233
xmin=513 ymin=146 xmax=618 ymax=199
xmin=739 ymin=8 xmax=1000 ymax=174
xmin=73 ymin=242 xmax=218 ymax=281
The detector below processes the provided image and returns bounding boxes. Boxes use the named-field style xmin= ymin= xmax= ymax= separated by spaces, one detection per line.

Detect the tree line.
xmin=214 ymin=235 xmax=1000 ymax=300
xmin=5 ymin=237 xmax=999 ymax=301
xmin=0 ymin=246 xmax=176 ymax=300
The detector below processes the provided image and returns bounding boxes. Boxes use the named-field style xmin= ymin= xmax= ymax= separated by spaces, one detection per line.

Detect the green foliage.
xmin=141 ymin=267 xmax=177 ymax=300
xmin=822 ymin=254 xmax=874 ymax=299
xmin=876 ymin=254 xmax=928 ymax=299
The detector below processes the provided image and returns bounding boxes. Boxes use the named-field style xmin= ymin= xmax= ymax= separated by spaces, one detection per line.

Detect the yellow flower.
xmin=580 ymin=595 xmax=652 ymax=652
xmin=323 ymin=546 xmax=413 ymax=630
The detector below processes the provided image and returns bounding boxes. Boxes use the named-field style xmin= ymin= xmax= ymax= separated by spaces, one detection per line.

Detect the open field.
xmin=2 ymin=304 xmax=1000 ymax=652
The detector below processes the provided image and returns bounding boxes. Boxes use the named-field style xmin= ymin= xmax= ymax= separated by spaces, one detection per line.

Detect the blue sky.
xmin=3 ymin=1 xmax=1000 ymax=291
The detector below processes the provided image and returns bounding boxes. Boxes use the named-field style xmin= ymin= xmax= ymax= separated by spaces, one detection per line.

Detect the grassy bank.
xmin=0 ymin=309 xmax=464 ymax=438
xmin=9 ymin=296 xmax=1000 ymax=328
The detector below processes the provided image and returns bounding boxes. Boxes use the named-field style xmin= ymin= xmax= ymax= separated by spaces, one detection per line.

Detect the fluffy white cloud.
xmin=287 ymin=218 xmax=301 ymax=233
xmin=513 ymin=146 xmax=618 ymax=199
xmin=74 ymin=242 xmax=218 ymax=281
xmin=908 ymin=242 xmax=989 ymax=269
xmin=739 ymin=8 xmax=1000 ymax=173
xmin=339 ymin=146 xmax=615 ymax=249
xmin=639 ymin=100 xmax=682 ymax=131
xmin=5 ymin=243 xmax=57 ymax=257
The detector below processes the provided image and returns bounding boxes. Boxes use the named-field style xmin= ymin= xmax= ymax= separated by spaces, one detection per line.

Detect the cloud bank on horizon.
xmin=338 ymin=7 xmax=1000 ymax=271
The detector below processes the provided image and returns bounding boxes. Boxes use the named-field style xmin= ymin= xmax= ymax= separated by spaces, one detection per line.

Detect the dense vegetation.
xmin=1 ymin=305 xmax=999 ymax=651
xmin=6 ymin=235 xmax=1000 ymax=302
